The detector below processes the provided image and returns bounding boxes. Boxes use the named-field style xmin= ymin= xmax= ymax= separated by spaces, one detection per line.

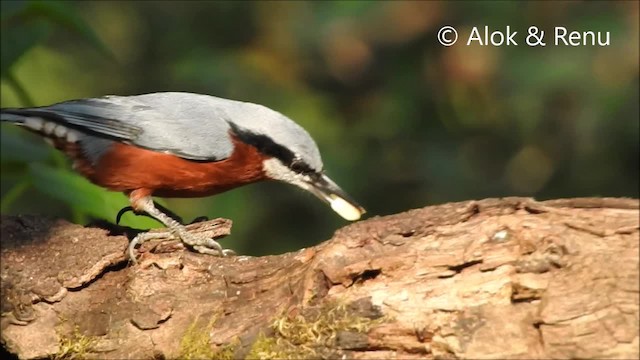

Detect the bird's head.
xmin=227 ymin=103 xmax=366 ymax=221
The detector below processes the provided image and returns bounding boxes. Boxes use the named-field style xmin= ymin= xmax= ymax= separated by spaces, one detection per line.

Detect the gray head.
xmin=225 ymin=101 xmax=366 ymax=221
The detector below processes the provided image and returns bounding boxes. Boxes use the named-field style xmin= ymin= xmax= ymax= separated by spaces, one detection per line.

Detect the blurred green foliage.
xmin=1 ymin=1 xmax=638 ymax=255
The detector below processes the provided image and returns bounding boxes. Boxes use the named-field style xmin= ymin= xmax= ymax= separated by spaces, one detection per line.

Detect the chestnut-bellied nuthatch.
xmin=1 ymin=92 xmax=366 ymax=260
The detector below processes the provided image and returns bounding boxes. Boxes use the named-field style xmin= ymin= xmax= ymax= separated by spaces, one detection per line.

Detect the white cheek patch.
xmin=262 ymin=158 xmax=299 ymax=183
xmin=329 ymin=195 xmax=363 ymax=221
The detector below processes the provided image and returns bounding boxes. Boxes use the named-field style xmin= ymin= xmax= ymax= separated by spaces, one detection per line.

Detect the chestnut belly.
xmin=80 ymin=141 xmax=267 ymax=197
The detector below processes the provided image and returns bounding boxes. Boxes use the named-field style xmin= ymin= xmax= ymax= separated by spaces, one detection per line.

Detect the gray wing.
xmin=7 ymin=93 xmax=235 ymax=161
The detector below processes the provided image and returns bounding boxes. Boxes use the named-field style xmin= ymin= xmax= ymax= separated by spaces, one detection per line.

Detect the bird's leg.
xmin=127 ymin=194 xmax=234 ymax=263
xmin=116 ymin=201 xmax=184 ymax=224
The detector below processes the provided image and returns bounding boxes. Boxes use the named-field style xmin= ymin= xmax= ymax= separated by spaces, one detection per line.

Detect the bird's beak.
xmin=304 ymin=173 xmax=366 ymax=221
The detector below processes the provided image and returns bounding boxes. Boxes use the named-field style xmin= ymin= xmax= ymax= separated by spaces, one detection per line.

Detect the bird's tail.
xmin=1 ymin=108 xmax=81 ymax=143
xmin=1 ymin=109 xmax=29 ymax=124
xmin=1 ymin=108 xmax=47 ymax=132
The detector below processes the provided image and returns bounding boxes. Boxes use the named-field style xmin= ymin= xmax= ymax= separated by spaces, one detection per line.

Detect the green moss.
xmin=246 ymin=331 xmax=315 ymax=360
xmin=54 ymin=326 xmax=97 ymax=360
xmin=212 ymin=338 xmax=241 ymax=360
xmin=246 ymin=300 xmax=384 ymax=360
xmin=177 ymin=315 xmax=217 ymax=360
xmin=176 ymin=314 xmax=241 ymax=360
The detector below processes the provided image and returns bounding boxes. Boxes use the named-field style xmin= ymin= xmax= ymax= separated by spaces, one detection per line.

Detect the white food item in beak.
xmin=329 ymin=195 xmax=363 ymax=221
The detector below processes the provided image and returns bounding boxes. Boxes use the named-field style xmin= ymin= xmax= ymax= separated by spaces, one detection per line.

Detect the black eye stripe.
xmin=229 ymin=123 xmax=313 ymax=174
xmin=290 ymin=160 xmax=314 ymax=174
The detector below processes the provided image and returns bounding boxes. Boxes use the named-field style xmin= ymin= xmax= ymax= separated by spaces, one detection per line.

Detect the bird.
xmin=1 ymin=92 xmax=366 ymax=261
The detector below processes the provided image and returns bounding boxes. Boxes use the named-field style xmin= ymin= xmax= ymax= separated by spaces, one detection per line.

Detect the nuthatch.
xmin=1 ymin=92 xmax=366 ymax=260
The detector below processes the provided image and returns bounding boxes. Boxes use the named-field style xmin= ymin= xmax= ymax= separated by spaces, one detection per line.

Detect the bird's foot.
xmin=125 ymin=195 xmax=234 ymax=264
xmin=128 ymin=227 xmax=235 ymax=264
xmin=175 ymin=228 xmax=236 ymax=257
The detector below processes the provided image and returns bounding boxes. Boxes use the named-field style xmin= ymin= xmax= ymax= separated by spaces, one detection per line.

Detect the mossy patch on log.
xmin=247 ymin=297 xmax=385 ymax=359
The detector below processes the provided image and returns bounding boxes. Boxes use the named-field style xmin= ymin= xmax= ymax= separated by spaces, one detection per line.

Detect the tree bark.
xmin=1 ymin=197 xmax=638 ymax=359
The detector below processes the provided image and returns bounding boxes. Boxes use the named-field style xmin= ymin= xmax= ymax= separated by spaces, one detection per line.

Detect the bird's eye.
xmin=290 ymin=160 xmax=312 ymax=174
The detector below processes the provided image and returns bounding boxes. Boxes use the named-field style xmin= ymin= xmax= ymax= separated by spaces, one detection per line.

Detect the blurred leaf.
xmin=0 ymin=19 xmax=49 ymax=75
xmin=0 ymin=179 xmax=30 ymax=212
xmin=27 ymin=164 xmax=160 ymax=229
xmin=25 ymin=0 xmax=116 ymax=61
xmin=313 ymin=1 xmax=377 ymax=22
xmin=0 ymin=0 xmax=28 ymax=21
xmin=4 ymin=71 xmax=34 ymax=106
xmin=28 ymin=163 xmax=109 ymax=218
xmin=0 ymin=126 xmax=51 ymax=162
xmin=0 ymin=0 xmax=115 ymax=76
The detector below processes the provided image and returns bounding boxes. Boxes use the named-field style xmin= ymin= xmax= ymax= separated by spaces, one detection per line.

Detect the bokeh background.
xmin=1 ymin=0 xmax=638 ymax=255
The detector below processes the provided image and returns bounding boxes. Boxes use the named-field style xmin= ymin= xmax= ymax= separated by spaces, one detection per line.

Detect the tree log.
xmin=1 ymin=197 xmax=638 ymax=359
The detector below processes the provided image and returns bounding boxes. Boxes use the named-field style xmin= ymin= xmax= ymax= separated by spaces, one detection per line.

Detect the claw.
xmin=116 ymin=206 xmax=134 ymax=224
xmin=190 ymin=216 xmax=209 ymax=224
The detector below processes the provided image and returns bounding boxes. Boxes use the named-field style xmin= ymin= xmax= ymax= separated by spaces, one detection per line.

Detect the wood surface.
xmin=1 ymin=197 xmax=638 ymax=359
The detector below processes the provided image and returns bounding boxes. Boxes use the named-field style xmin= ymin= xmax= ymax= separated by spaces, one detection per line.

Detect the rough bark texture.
xmin=1 ymin=197 xmax=638 ymax=359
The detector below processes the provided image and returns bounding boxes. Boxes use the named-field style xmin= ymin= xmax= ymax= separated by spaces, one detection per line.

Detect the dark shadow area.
xmin=0 ymin=215 xmax=58 ymax=249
